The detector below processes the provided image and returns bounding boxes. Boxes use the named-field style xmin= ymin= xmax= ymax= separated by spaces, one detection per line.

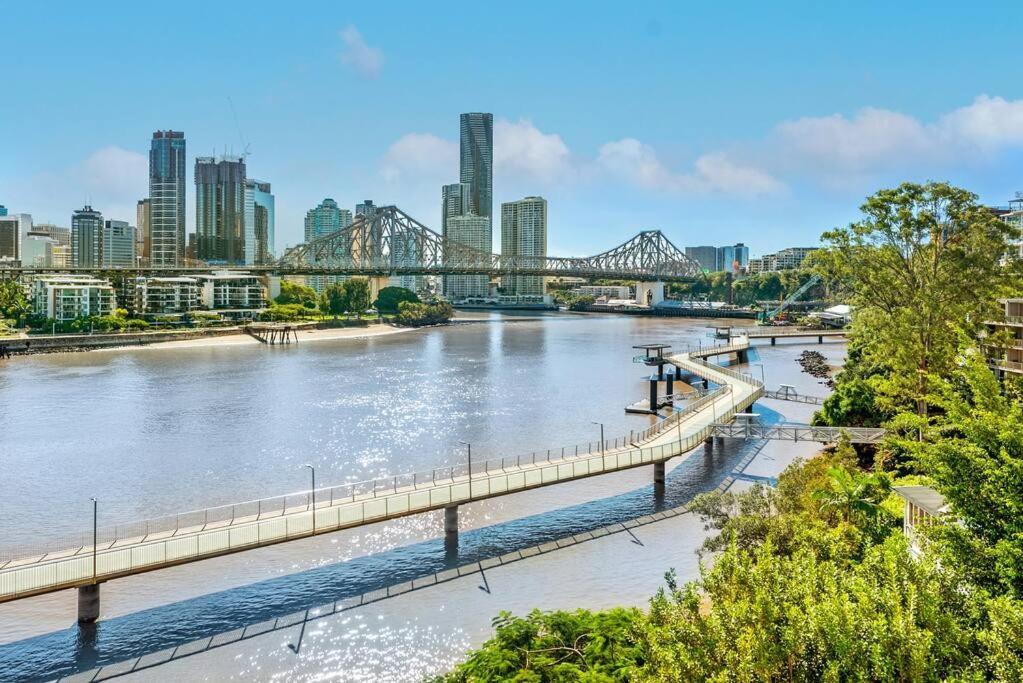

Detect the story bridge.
xmin=2 ymin=206 xmax=704 ymax=283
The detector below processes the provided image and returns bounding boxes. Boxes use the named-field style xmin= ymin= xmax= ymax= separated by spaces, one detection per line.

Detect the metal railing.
xmin=762 ymin=388 xmax=826 ymax=405
xmin=709 ymin=422 xmax=885 ymax=444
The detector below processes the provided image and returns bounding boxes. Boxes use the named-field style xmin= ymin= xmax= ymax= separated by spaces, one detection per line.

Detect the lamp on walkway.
xmin=303 ymin=464 xmax=316 ymax=532
xmin=591 ymin=422 xmax=605 ymax=455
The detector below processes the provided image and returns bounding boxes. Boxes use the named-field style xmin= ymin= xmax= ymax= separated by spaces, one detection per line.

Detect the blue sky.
xmin=4 ymin=1 xmax=1023 ymax=257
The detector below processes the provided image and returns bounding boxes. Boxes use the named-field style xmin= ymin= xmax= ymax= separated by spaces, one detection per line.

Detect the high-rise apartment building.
xmin=304 ymin=198 xmax=351 ymax=242
xmin=72 ymin=206 xmax=103 ymax=268
xmin=244 ymin=179 xmax=275 ymax=265
xmin=149 ymin=131 xmax=186 ymax=266
xmin=195 ymin=156 xmax=246 ymax=264
xmin=501 ymin=197 xmax=548 ymax=296
xmin=355 ymin=199 xmax=377 ymax=219
xmin=460 ymin=113 xmax=493 ymax=219
xmin=444 ymin=214 xmax=492 ymax=299
xmin=101 ymin=220 xmax=138 ymax=267
xmin=136 ymin=199 xmax=151 ymax=261
xmin=441 ymin=183 xmax=471 ymax=237
xmin=684 ymin=246 xmax=717 ymax=273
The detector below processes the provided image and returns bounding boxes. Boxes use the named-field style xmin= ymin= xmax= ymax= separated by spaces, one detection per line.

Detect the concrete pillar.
xmin=78 ymin=584 xmax=100 ymax=624
xmin=444 ymin=506 xmax=458 ymax=550
xmin=653 ymin=461 xmax=665 ymax=495
xmin=666 ymin=373 xmax=674 ymax=396
xmin=649 ymin=378 xmax=658 ymax=411
xmin=704 ymin=438 xmax=714 ymax=455
xmin=818 ymin=335 xmax=823 ymax=344
xmin=771 ymin=337 xmax=776 ymax=346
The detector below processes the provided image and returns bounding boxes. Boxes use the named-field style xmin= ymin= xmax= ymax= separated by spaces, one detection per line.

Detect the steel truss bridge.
xmin=2 ymin=205 xmax=703 ymax=282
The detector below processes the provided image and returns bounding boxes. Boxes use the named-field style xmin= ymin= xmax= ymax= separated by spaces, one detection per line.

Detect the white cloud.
xmin=937 ymin=95 xmax=1023 ymax=149
xmin=380 ymin=133 xmax=457 ymax=184
xmin=494 ymin=119 xmax=573 ymax=183
xmin=76 ymin=146 xmax=148 ymax=200
xmin=597 ymin=139 xmax=784 ymax=196
xmin=339 ymin=25 xmax=383 ymax=79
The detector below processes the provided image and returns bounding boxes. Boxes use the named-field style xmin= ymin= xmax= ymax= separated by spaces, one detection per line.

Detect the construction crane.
xmin=758 ymin=275 xmax=821 ymax=323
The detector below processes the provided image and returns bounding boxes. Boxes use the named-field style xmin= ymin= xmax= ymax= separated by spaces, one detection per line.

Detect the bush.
xmin=374 ymin=286 xmax=420 ymax=314
xmin=393 ymin=301 xmax=453 ymax=327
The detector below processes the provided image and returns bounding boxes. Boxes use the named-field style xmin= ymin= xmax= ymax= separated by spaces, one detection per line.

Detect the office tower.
xmin=22 ymin=229 xmax=58 ymax=267
xmin=716 ymin=245 xmax=735 ymax=272
xmin=0 ymin=205 xmax=6 ymax=216
xmin=684 ymin=246 xmax=718 ymax=272
xmin=101 ymin=220 xmax=138 ymax=267
xmin=33 ymin=223 xmax=71 ymax=246
xmin=733 ymin=243 xmax=750 ymax=270
xmin=72 ymin=206 xmax=103 ymax=267
xmin=195 ymin=156 xmax=246 ymax=264
xmin=501 ymin=197 xmax=548 ymax=296
xmin=137 ymin=199 xmax=151 ymax=261
xmin=304 ymin=198 xmax=351 ymax=242
xmin=149 ymin=131 xmax=186 ymax=266
xmin=444 ymin=215 xmax=491 ymax=299
xmin=0 ymin=216 xmax=18 ymax=262
xmin=460 ymin=113 xmax=493 ymax=219
xmin=441 ymin=183 xmax=471 ymax=237
xmin=244 ymin=179 xmax=275 ymax=264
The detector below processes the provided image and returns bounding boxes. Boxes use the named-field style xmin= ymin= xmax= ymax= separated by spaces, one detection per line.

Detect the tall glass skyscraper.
xmin=72 ymin=206 xmax=104 ymax=268
xmin=149 ymin=131 xmax=186 ymax=266
xmin=195 ymin=156 xmax=246 ymax=264
xmin=304 ymin=198 xmax=351 ymax=242
xmin=244 ymin=179 xmax=275 ymax=265
xmin=501 ymin=197 xmax=548 ymax=296
xmin=441 ymin=183 xmax=470 ymax=238
xmin=459 ymin=113 xmax=493 ymax=219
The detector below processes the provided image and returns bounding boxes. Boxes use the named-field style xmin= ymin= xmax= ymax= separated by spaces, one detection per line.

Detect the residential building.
xmin=501 ymin=196 xmax=548 ymax=296
xmin=101 ymin=220 xmax=138 ymax=267
xmin=684 ymin=246 xmax=717 ymax=272
xmin=137 ymin=199 xmax=151 ymax=261
xmin=244 ymin=179 xmax=275 ymax=265
xmin=30 ymin=275 xmax=116 ymax=321
xmin=149 ymin=130 xmax=186 ymax=266
xmin=444 ymin=214 xmax=491 ymax=299
xmin=747 ymin=256 xmax=767 ymax=274
xmin=460 ymin=113 xmax=493 ymax=218
xmin=71 ymin=206 xmax=103 ymax=268
xmin=195 ymin=156 xmax=246 ymax=264
xmin=304 ymin=198 xmax=350 ymax=242
xmin=572 ymin=285 xmax=632 ymax=299
xmin=747 ymin=247 xmax=818 ymax=273
xmin=135 ymin=276 xmax=200 ymax=314
xmin=355 ymin=199 xmax=378 ymax=219
xmin=989 ymin=298 xmax=1023 ymax=377
xmin=442 ymin=183 xmax=471 ymax=236
xmin=192 ymin=271 xmax=266 ymax=309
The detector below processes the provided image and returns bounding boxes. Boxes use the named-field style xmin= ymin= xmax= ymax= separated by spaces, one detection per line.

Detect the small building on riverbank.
xmin=193 ymin=271 xmax=267 ymax=310
xmin=135 ymin=276 xmax=201 ymax=314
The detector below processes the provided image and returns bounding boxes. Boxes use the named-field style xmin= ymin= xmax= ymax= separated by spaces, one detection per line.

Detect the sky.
xmin=4 ymin=1 xmax=1023 ymax=258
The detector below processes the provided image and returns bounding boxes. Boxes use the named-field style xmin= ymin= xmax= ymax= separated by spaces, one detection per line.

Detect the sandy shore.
xmin=98 ymin=323 xmax=417 ymax=352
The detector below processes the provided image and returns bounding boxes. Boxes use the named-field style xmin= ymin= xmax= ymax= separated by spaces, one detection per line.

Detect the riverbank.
xmin=131 ymin=323 xmax=416 ymax=351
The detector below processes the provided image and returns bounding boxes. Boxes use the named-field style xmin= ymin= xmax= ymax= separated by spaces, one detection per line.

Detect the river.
xmin=0 ymin=313 xmax=846 ymax=681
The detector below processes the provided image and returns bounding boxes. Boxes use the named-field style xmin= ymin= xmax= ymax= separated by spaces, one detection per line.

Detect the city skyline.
xmin=6 ymin=4 xmax=1023 ymax=257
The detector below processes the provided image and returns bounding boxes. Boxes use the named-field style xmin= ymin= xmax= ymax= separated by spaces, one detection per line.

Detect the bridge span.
xmin=0 ymin=337 xmax=763 ymax=622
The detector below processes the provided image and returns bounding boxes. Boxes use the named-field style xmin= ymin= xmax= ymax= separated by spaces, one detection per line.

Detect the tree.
xmin=322 ymin=282 xmax=346 ymax=317
xmin=820 ymin=182 xmax=1019 ymax=417
xmin=0 ymin=279 xmax=28 ymax=322
xmin=275 ymin=279 xmax=318 ymax=309
xmin=394 ymin=300 xmax=453 ymax=327
xmin=340 ymin=278 xmax=371 ymax=316
xmin=374 ymin=286 xmax=419 ymax=314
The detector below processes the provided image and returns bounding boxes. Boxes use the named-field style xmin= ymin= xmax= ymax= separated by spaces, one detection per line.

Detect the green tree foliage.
xmin=393 ymin=300 xmax=453 ymax=327
xmin=821 ymin=182 xmax=1019 ymax=417
xmin=321 ymin=282 xmax=347 ymax=317
xmin=275 ymin=279 xmax=319 ymax=309
xmin=373 ymin=286 xmax=419 ymax=314
xmin=259 ymin=303 xmax=312 ymax=322
xmin=437 ymin=608 xmax=647 ymax=682
xmin=0 ymin=279 xmax=29 ymax=321
xmin=341 ymin=278 xmax=372 ymax=315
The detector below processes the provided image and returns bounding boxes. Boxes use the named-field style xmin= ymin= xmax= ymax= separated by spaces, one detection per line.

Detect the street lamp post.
xmin=90 ymin=497 xmax=97 ymax=583
xmin=753 ymin=363 xmax=765 ymax=385
xmin=304 ymin=464 xmax=316 ymax=532
xmin=591 ymin=422 xmax=605 ymax=454
xmin=458 ymin=441 xmax=472 ymax=479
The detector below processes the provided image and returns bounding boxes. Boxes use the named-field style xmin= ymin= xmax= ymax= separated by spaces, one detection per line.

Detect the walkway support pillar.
xmin=78 ymin=584 xmax=100 ymax=624
xmin=771 ymin=337 xmax=776 ymax=346
xmin=653 ymin=461 xmax=665 ymax=495
xmin=648 ymin=378 xmax=658 ymax=411
xmin=444 ymin=505 xmax=458 ymax=550
xmin=818 ymin=335 xmax=823 ymax=344
xmin=666 ymin=372 xmax=674 ymax=397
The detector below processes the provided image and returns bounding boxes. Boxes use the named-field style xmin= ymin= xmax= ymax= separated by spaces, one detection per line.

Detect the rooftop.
xmin=893 ymin=485 xmax=948 ymax=516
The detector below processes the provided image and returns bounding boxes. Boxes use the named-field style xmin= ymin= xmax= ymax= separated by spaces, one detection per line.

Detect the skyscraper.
xmin=0 ymin=216 xmax=19 ymax=262
xmin=501 ymin=197 xmax=548 ymax=296
xmin=0 ymin=205 xmax=7 ymax=216
xmin=136 ymin=199 xmax=151 ymax=261
xmin=684 ymin=246 xmax=717 ymax=273
xmin=72 ymin=206 xmax=103 ymax=268
xmin=444 ymin=214 xmax=492 ymax=300
xmin=304 ymin=198 xmax=350 ymax=242
xmin=244 ymin=179 xmax=275 ymax=264
xmin=441 ymin=183 xmax=471 ymax=237
xmin=195 ymin=156 xmax=246 ymax=264
xmin=101 ymin=220 xmax=138 ymax=267
xmin=149 ymin=131 xmax=186 ymax=266
xmin=460 ymin=113 xmax=493 ymax=219
xmin=355 ymin=200 xmax=377 ymax=219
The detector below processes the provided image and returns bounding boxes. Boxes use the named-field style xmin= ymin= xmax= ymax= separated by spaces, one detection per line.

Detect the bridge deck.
xmin=744 ymin=328 xmax=848 ymax=339
xmin=0 ymin=339 xmax=762 ymax=604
